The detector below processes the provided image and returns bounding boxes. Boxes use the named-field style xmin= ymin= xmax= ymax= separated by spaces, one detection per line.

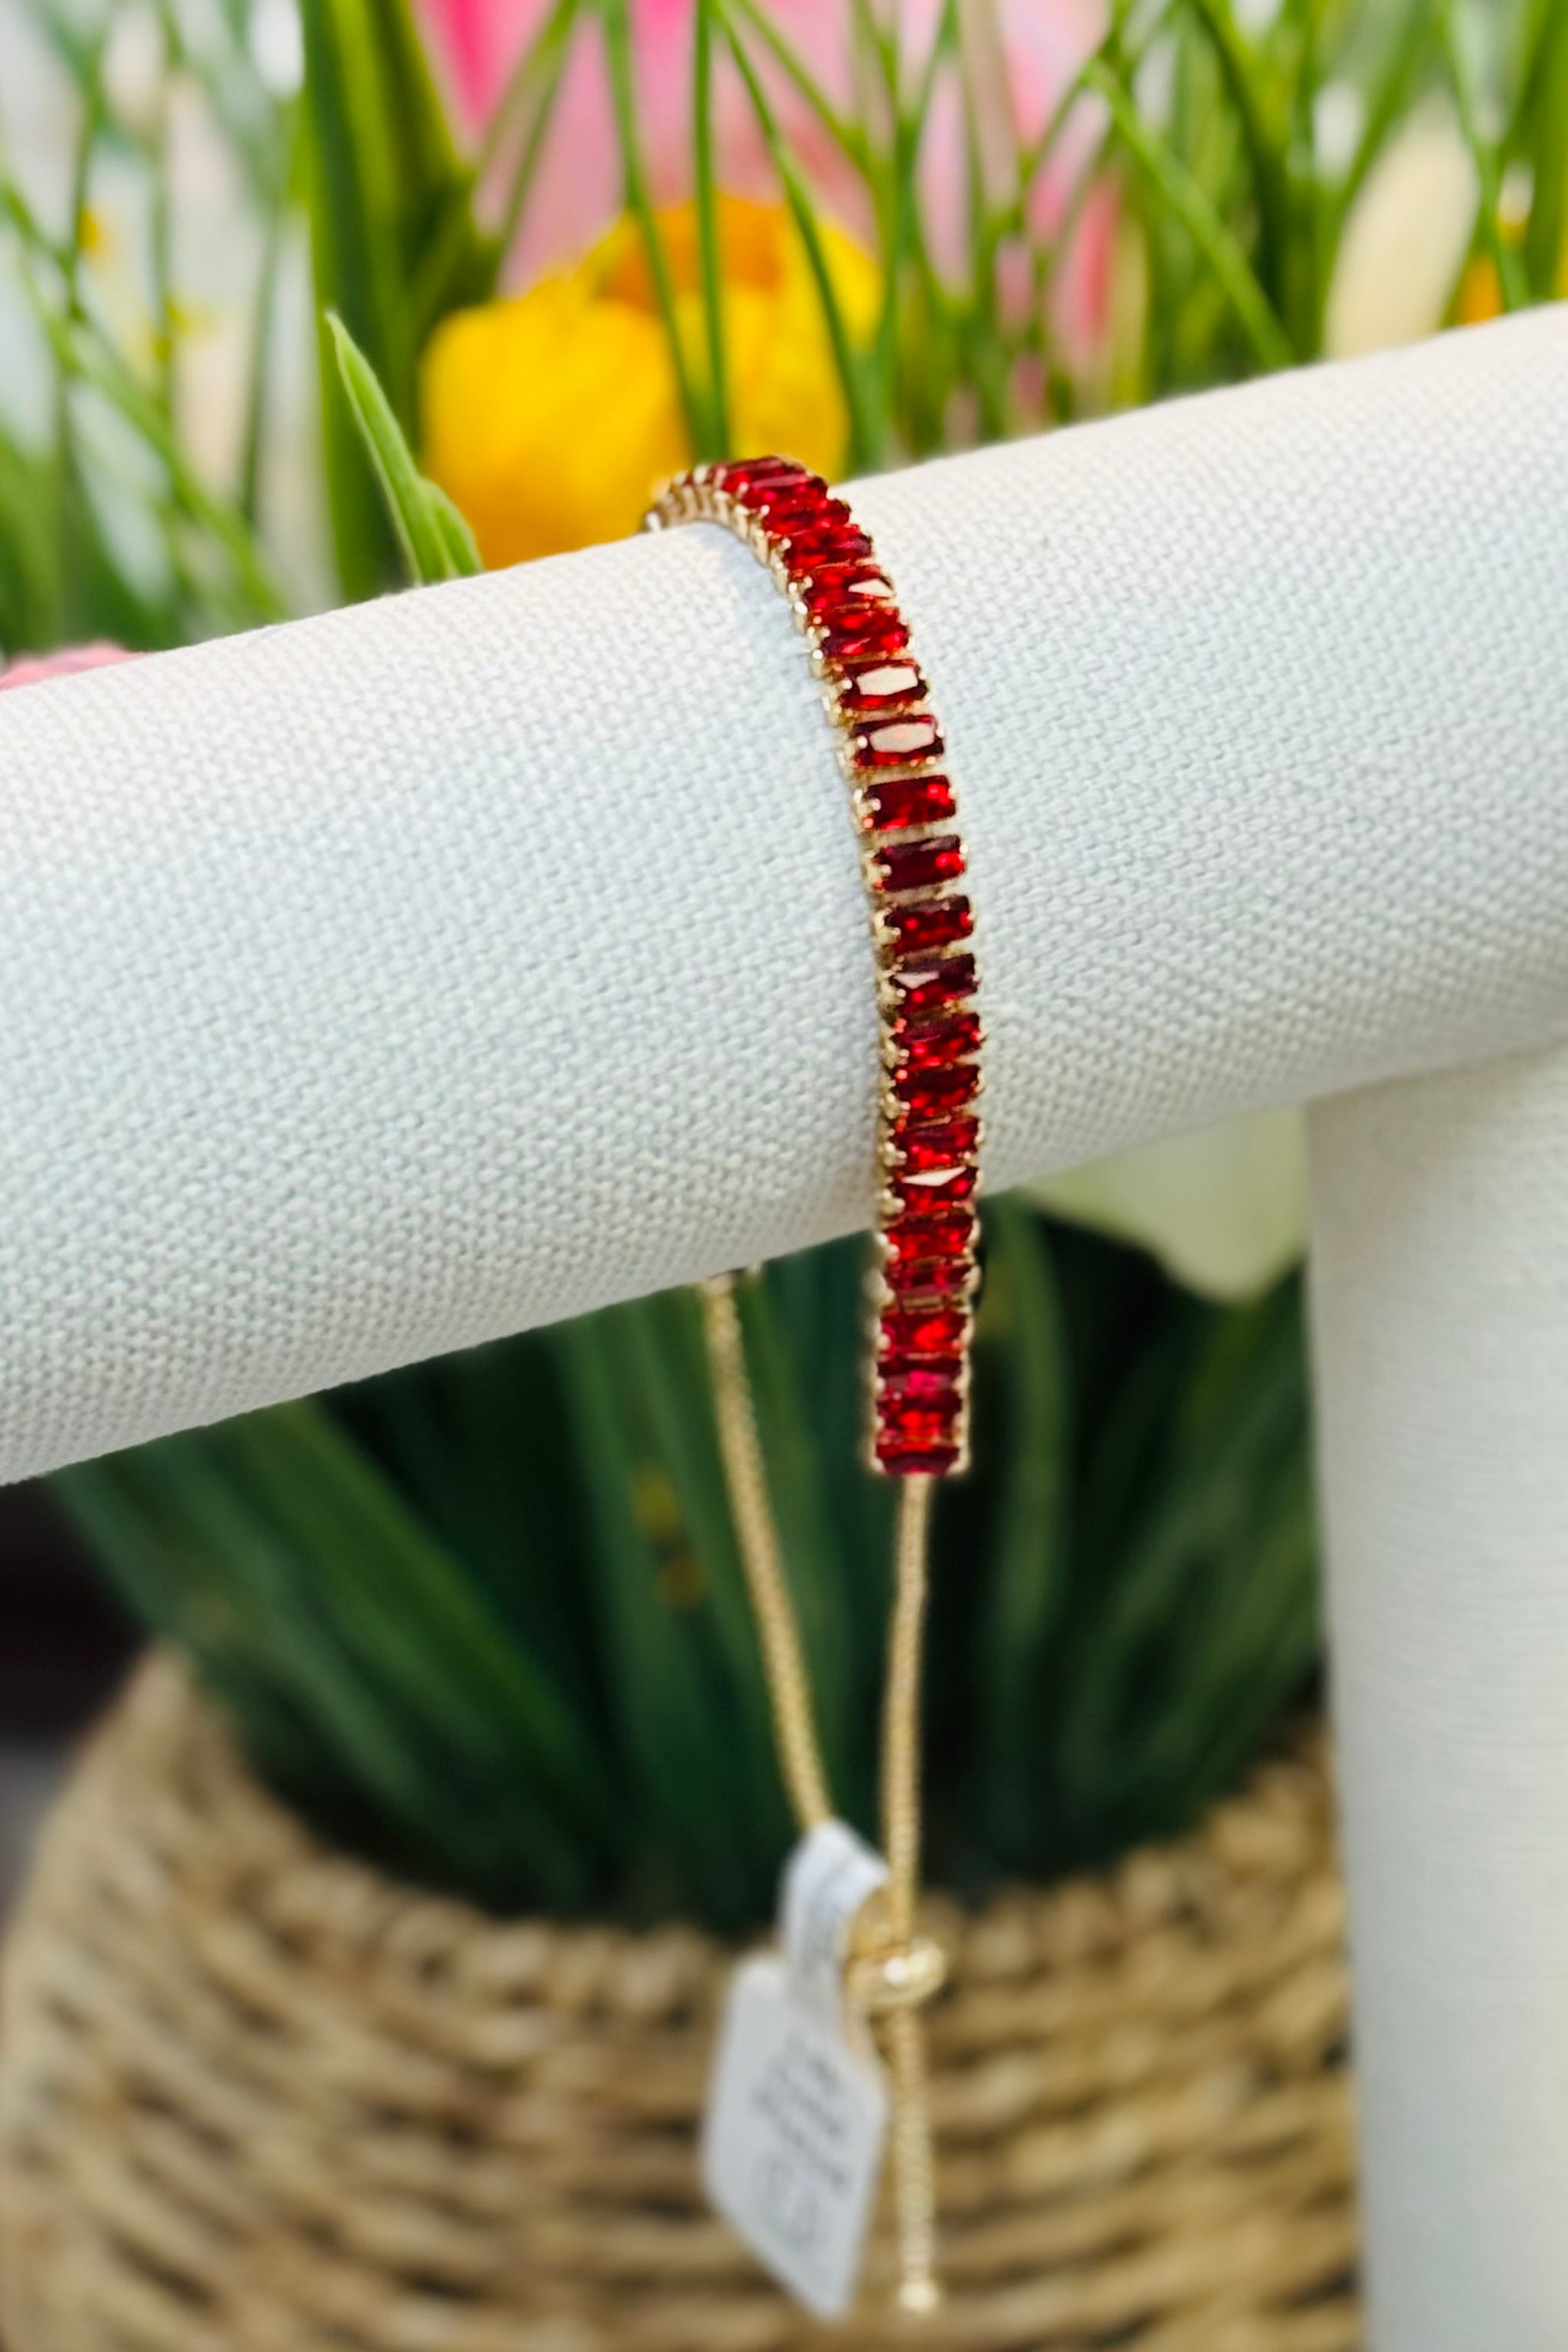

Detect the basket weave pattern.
xmin=0 ymin=1659 xmax=1360 ymax=2351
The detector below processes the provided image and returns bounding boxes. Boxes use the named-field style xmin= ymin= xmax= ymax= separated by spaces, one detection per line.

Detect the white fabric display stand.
xmin=3 ymin=305 xmax=1567 ymax=2344
xmin=1312 ymin=1047 xmax=1568 ymax=2351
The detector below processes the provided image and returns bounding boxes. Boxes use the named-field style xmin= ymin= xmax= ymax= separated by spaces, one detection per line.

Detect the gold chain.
xmin=699 ymin=1275 xmax=832 ymax=1835
xmin=700 ymin=1271 xmax=945 ymax=2316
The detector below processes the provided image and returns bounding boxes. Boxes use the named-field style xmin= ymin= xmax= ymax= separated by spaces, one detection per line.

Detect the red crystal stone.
xmin=877 ymin=1403 xmax=958 ymax=1450
xmin=819 ymin=610 xmax=911 ymax=664
xmin=714 ymin=456 xmax=806 ymax=496
xmin=876 ymin=1442 xmax=960 ymax=1477
xmin=892 ymin=1115 xmax=980 ymax=1173
xmin=891 ymin=1061 xmax=981 ymax=1118
xmin=883 ymin=896 xmax=972 ymax=956
xmin=883 ymin=1254 xmax=972 ymax=1298
xmin=888 ymin=1208 xmax=975 ymax=1259
xmin=735 ymin=472 xmax=827 ymax=517
xmin=890 ymin=1165 xmax=976 ymax=1210
xmin=894 ymin=1011 xmax=983 ymax=1070
xmin=802 ymin=565 xmax=896 ymax=623
xmin=781 ymin=524 xmax=875 ymax=574
xmin=852 ymin=714 xmax=945 ymax=769
xmin=878 ymin=1361 xmax=962 ymax=1404
xmin=879 ymin=1305 xmax=968 ymax=1357
xmin=873 ymin=836 xmax=965 ymax=895
xmin=863 ymin=774 xmax=957 ymax=832
xmin=836 ymin=663 xmax=926 ymax=719
xmin=888 ymin=949 xmax=975 ymax=1011
xmin=768 ymin=495 xmax=853 ymax=542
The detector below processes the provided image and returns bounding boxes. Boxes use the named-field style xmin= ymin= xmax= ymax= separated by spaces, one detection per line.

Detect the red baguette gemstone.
xmin=877 ymin=1403 xmax=958 ymax=1450
xmin=875 ymin=1442 xmax=960 ymax=1476
xmin=888 ymin=950 xmax=976 ymax=1011
xmin=891 ymin=1060 xmax=981 ymax=1118
xmin=888 ymin=1211 xmax=974 ymax=1264
xmin=880 ymin=1305 xmax=968 ymax=1357
xmin=782 ymin=524 xmax=875 ymax=573
xmin=768 ymin=493 xmax=852 ymax=539
xmin=894 ymin=1011 xmax=983 ymax=1069
xmin=714 ymin=456 xmax=807 ymax=495
xmin=890 ymin=1165 xmax=976 ymax=1210
xmin=863 ymin=774 xmax=957 ymax=832
xmin=735 ymin=472 xmax=827 ymax=517
xmin=802 ymin=564 xmax=896 ymax=622
xmin=836 ymin=663 xmax=926 ymax=718
xmin=852 ymin=714 xmax=945 ymax=769
xmin=819 ymin=611 xmax=911 ymax=664
xmin=892 ymin=1115 xmax=980 ymax=1173
xmin=883 ymin=1254 xmax=972 ymax=1297
xmin=873 ymin=836 xmax=965 ymax=895
xmin=883 ymin=896 xmax=973 ymax=956
xmin=878 ymin=1361 xmax=962 ymax=1404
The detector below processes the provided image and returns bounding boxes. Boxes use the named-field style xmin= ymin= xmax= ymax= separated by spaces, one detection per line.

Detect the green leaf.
xmin=297 ymin=0 xmax=488 ymax=596
xmin=723 ymin=9 xmax=882 ymax=466
xmin=718 ymin=0 xmax=869 ymax=173
xmin=555 ymin=1302 xmax=781 ymax=1927
xmin=971 ymin=1201 xmax=1072 ymax=1865
xmin=1513 ymin=0 xmax=1568 ymax=301
xmin=602 ymin=0 xmax=710 ymax=456
xmin=693 ymin=0 xmax=730 ymax=451
xmin=1439 ymin=0 xmax=1530 ymax=314
xmin=1055 ymin=1283 xmax=1310 ymax=1853
xmin=328 ymin=312 xmax=478 ymax=585
xmin=1179 ymin=0 xmax=1294 ymax=308
xmin=1085 ymin=57 xmax=1296 ymax=371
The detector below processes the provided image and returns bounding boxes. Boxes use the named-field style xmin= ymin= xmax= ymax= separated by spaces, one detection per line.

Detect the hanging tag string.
xmin=700 ymin=1273 xmax=946 ymax=2315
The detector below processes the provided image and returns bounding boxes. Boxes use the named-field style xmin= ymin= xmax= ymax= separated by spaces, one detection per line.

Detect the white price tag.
xmin=703 ymin=1820 xmax=891 ymax=2318
xmin=702 ymin=1956 xmax=889 ymax=2320
xmin=781 ymin=1817 xmax=888 ymax=2027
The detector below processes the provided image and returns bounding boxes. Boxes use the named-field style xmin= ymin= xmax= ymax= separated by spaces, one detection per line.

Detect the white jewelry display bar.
xmin=3 ymin=305 xmax=1566 ymax=2344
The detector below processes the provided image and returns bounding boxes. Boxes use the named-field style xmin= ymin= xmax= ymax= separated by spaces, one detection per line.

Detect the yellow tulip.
xmin=420 ymin=195 xmax=879 ymax=568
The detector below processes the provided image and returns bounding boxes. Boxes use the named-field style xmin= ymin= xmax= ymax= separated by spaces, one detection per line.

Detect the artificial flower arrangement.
xmin=0 ymin=0 xmax=1561 ymax=1927
xmin=2 ymin=0 xmax=1565 ymax=1900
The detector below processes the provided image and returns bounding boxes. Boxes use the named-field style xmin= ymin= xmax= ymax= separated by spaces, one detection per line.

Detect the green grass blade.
xmin=221 ymin=1401 xmax=617 ymax=1834
xmin=723 ymin=12 xmax=881 ymax=467
xmin=1085 ymin=58 xmax=1295 ymax=370
xmin=1179 ymin=0 xmax=1293 ymax=303
xmin=971 ymin=1200 xmax=1072 ymax=1866
xmin=426 ymin=481 xmax=483 ymax=576
xmin=602 ymin=0 xmax=710 ymax=456
xmin=555 ymin=1305 xmax=778 ymax=1927
xmin=328 ymin=310 xmax=473 ymax=583
xmin=482 ymin=0 xmax=578 ymax=291
xmin=1055 ymin=1284 xmax=1308 ymax=1853
xmin=720 ymin=0 xmax=869 ymax=172
xmin=1439 ymin=1 xmax=1530 ymax=313
xmin=54 ymin=314 xmax=287 ymax=620
xmin=1513 ymin=0 xmax=1568 ymax=301
xmin=693 ymin=0 xmax=730 ymax=452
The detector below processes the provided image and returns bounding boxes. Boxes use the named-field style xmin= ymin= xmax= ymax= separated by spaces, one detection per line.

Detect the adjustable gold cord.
xmin=699 ymin=1275 xmax=832 ymax=1834
xmin=700 ymin=1271 xmax=944 ymax=2315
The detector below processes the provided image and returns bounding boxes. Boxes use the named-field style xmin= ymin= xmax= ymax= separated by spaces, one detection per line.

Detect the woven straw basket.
xmin=0 ymin=1657 xmax=1361 ymax=2352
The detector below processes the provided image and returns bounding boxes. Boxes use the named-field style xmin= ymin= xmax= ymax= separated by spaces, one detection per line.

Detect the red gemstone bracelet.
xmin=647 ymin=456 xmax=983 ymax=1479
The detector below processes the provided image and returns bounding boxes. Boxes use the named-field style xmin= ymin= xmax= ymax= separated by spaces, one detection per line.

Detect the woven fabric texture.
xmin=1 ymin=309 xmax=1566 ymax=1482
xmin=3 ymin=308 xmax=1568 ymax=1467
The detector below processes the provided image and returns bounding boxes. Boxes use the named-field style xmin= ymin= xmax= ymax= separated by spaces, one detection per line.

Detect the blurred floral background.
xmin=0 ymin=0 xmax=1561 ymax=1926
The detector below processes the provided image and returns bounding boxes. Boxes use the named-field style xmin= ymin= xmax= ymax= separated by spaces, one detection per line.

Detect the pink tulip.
xmin=0 ymin=642 xmax=134 ymax=691
xmin=417 ymin=0 xmax=1112 ymax=360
